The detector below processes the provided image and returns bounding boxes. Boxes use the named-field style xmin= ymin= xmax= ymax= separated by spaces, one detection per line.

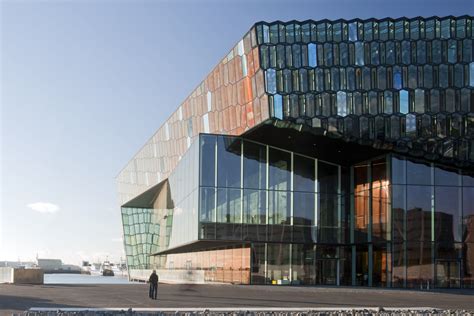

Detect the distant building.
xmin=36 ymin=259 xmax=62 ymax=271
xmin=117 ymin=16 xmax=474 ymax=288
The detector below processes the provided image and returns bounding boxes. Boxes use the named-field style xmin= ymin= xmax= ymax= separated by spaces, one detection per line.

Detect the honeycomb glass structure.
xmin=118 ymin=16 xmax=474 ymax=288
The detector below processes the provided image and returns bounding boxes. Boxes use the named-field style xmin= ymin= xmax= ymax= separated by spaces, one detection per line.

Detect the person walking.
xmin=148 ymin=270 xmax=159 ymax=300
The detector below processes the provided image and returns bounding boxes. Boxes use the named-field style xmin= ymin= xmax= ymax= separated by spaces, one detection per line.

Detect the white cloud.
xmin=111 ymin=237 xmax=123 ymax=243
xmin=27 ymin=202 xmax=60 ymax=214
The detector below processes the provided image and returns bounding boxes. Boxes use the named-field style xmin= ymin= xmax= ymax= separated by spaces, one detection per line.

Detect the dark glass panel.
xmin=318 ymin=161 xmax=339 ymax=194
xmin=251 ymin=243 xmax=266 ymax=284
xmin=463 ymin=187 xmax=474 ymax=243
xmin=406 ymin=241 xmax=433 ymax=288
xmin=266 ymin=244 xmax=290 ymax=284
xmin=217 ymin=136 xmax=241 ymax=188
xmin=293 ymin=154 xmax=315 ymax=192
xmin=200 ymin=135 xmax=216 ymax=187
xmin=293 ymin=192 xmax=315 ymax=226
xmin=435 ymin=166 xmax=460 ymax=186
xmin=406 ymin=186 xmax=432 ymax=242
xmin=318 ymin=193 xmax=340 ymax=243
xmin=432 ymin=40 xmax=442 ymax=64
xmin=435 ymin=186 xmax=461 ymax=242
xmin=392 ymin=185 xmax=406 ymax=242
xmin=292 ymin=244 xmax=315 ymax=285
xmin=386 ymin=41 xmax=395 ymax=65
xmin=407 ymin=160 xmax=432 ymax=185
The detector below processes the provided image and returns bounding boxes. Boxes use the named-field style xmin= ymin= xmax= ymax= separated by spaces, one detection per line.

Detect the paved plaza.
xmin=1 ymin=283 xmax=473 ymax=315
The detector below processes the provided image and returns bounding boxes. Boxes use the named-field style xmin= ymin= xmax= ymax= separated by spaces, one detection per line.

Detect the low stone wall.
xmin=0 ymin=267 xmax=43 ymax=284
xmin=129 ymin=269 xmax=205 ymax=284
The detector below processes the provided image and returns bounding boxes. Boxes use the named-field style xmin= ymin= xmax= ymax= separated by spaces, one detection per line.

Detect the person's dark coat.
xmin=149 ymin=272 xmax=158 ymax=285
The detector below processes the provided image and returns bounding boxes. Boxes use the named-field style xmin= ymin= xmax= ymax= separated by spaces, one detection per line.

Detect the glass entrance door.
xmin=315 ymin=259 xmax=338 ymax=285
xmin=436 ymin=260 xmax=460 ymax=288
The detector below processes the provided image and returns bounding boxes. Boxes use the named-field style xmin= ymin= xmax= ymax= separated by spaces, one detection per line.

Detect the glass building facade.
xmin=118 ymin=16 xmax=474 ymax=288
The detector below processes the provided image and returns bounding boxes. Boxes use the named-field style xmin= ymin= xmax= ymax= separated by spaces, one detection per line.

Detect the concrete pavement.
xmin=0 ymin=283 xmax=473 ymax=315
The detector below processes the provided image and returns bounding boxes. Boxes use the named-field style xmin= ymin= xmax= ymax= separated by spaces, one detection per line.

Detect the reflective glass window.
xmin=285 ymin=23 xmax=295 ymax=43
xmin=379 ymin=21 xmax=389 ymax=41
xmin=347 ymin=67 xmax=355 ymax=90
xmin=273 ymin=94 xmax=283 ymax=119
xmin=308 ymin=43 xmax=317 ymax=67
xmin=333 ymin=22 xmax=342 ymax=42
xmin=448 ymin=40 xmax=457 ymax=63
xmin=337 ymin=91 xmax=347 ymax=116
xmin=349 ymin=22 xmax=358 ymax=41
xmin=317 ymin=23 xmax=326 ymax=42
xmin=243 ymin=141 xmax=266 ymax=190
xmin=216 ymin=188 xmax=241 ymax=223
xmin=406 ymin=114 xmax=417 ymax=136
xmin=293 ymin=154 xmax=315 ymax=192
xmin=267 ymin=244 xmax=290 ymax=282
xmin=318 ymin=161 xmax=339 ymax=194
xmin=243 ymin=189 xmax=266 ymax=224
xmin=265 ymin=69 xmax=277 ymax=94
xmin=384 ymin=91 xmax=393 ymax=114
xmin=463 ymin=187 xmax=474 ymax=242
xmin=417 ymin=41 xmax=426 ymax=64
xmin=407 ymin=160 xmax=432 ymax=185
xmin=200 ymin=187 xmax=215 ymax=222
xmin=269 ymin=147 xmax=291 ymax=191
xmin=263 ymin=24 xmax=270 ymax=43
xmin=371 ymin=42 xmax=380 ymax=65
xmin=402 ymin=41 xmax=411 ymax=64
xmin=324 ymin=43 xmax=333 ymax=66
xmin=432 ymin=40 xmax=442 ymax=64
xmin=340 ymin=43 xmax=349 ymax=66
xmin=463 ymin=39 xmax=472 ymax=63
xmin=407 ymin=186 xmax=432 ymax=241
xmin=364 ymin=22 xmax=373 ymax=41
xmin=426 ymin=19 xmax=436 ymax=39
xmin=435 ymin=167 xmax=460 ymax=186
xmin=440 ymin=19 xmax=451 ymax=39
xmin=430 ymin=89 xmax=440 ymax=112
xmin=410 ymin=20 xmax=420 ymax=40
xmin=294 ymin=192 xmax=315 ymax=226
xmin=470 ymin=62 xmax=474 ymax=87
xmin=399 ymin=89 xmax=409 ymax=114
xmin=439 ymin=64 xmax=449 ymax=88
xmin=200 ymin=135 xmax=216 ymax=186
xmin=415 ymin=89 xmax=425 ymax=113
xmin=435 ymin=187 xmax=461 ymax=242
xmin=276 ymin=44 xmax=285 ymax=69
xmin=268 ymin=190 xmax=290 ymax=225
xmin=355 ymin=42 xmax=364 ymax=66
xmin=217 ymin=136 xmax=241 ymax=188
xmin=395 ymin=21 xmax=404 ymax=40
xmin=302 ymin=23 xmax=310 ymax=43
xmin=292 ymin=44 xmax=302 ymax=68
xmin=424 ymin=65 xmax=433 ymax=89
xmin=269 ymin=24 xmax=279 ymax=44
xmin=377 ymin=67 xmax=386 ymax=90
xmin=393 ymin=67 xmax=402 ymax=89
xmin=386 ymin=41 xmax=395 ymax=65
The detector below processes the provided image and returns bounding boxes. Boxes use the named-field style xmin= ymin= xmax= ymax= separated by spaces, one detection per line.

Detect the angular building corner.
xmin=117 ymin=17 xmax=474 ymax=288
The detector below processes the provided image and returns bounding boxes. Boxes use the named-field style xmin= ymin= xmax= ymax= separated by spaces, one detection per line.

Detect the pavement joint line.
xmin=29 ymin=307 xmax=440 ymax=312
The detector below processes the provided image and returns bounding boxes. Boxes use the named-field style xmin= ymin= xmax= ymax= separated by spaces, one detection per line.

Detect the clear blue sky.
xmin=1 ymin=0 xmax=472 ymax=265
